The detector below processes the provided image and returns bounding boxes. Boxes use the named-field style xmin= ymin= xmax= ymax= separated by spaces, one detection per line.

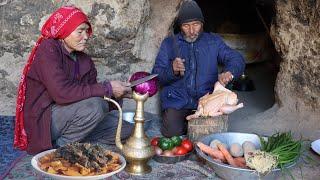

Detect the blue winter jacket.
xmin=152 ymin=32 xmax=245 ymax=110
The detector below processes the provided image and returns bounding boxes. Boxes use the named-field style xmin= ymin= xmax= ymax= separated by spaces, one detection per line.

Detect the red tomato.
xmin=174 ymin=146 xmax=188 ymax=155
xmin=151 ymin=137 xmax=159 ymax=146
xmin=171 ymin=146 xmax=178 ymax=154
xmin=181 ymin=139 xmax=193 ymax=152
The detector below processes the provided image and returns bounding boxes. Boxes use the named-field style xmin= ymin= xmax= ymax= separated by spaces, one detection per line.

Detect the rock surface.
xmin=232 ymin=0 xmax=320 ymax=140
xmin=0 ymin=0 xmax=319 ymax=140
xmin=0 ymin=0 xmax=181 ymax=115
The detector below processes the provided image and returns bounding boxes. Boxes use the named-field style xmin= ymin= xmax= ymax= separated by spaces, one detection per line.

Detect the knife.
xmin=127 ymin=74 xmax=158 ymax=87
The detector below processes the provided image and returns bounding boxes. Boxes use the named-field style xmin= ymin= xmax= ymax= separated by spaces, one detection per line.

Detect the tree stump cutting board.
xmin=188 ymin=115 xmax=228 ymax=141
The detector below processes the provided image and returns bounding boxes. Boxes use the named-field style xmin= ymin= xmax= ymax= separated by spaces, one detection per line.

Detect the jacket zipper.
xmin=191 ymin=43 xmax=198 ymax=96
xmin=191 ymin=42 xmax=198 ymax=105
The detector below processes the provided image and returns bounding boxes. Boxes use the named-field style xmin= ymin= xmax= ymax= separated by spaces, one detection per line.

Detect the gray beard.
xmin=184 ymin=34 xmax=199 ymax=43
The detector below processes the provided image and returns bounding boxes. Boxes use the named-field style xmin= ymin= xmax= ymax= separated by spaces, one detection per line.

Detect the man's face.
xmin=181 ymin=21 xmax=203 ymax=42
xmin=63 ymin=23 xmax=90 ymax=52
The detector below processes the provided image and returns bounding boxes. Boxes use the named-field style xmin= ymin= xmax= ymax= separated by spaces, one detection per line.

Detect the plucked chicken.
xmin=186 ymin=82 xmax=243 ymax=120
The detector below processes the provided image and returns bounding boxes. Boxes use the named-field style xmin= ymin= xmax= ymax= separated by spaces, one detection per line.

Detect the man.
xmin=14 ymin=6 xmax=133 ymax=154
xmin=152 ymin=0 xmax=245 ymax=137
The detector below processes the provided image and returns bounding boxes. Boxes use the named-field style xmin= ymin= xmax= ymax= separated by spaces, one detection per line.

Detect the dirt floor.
xmin=228 ymin=60 xmax=277 ymax=133
xmin=6 ymin=61 xmax=319 ymax=179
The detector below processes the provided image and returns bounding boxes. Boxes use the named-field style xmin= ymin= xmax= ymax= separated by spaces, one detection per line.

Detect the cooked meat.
xmin=55 ymin=142 xmax=113 ymax=170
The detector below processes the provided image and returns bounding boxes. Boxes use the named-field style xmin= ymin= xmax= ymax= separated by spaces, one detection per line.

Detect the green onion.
xmin=259 ymin=132 xmax=302 ymax=168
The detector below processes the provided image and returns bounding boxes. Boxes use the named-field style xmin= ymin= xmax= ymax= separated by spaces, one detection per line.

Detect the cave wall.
xmin=0 ymin=0 xmax=319 ymax=139
xmin=272 ymin=0 xmax=320 ymax=138
xmin=0 ymin=0 xmax=181 ymax=115
xmin=272 ymin=0 xmax=319 ymax=110
xmin=239 ymin=0 xmax=320 ymax=140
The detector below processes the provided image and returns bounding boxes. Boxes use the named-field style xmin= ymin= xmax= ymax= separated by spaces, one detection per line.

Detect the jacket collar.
xmin=58 ymin=39 xmax=78 ymax=60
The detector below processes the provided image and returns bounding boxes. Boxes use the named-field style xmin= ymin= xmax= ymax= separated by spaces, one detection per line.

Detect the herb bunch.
xmin=259 ymin=132 xmax=302 ymax=168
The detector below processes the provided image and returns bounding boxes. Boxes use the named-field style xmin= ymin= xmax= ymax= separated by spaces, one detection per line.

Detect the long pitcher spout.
xmin=103 ymin=96 xmax=123 ymax=150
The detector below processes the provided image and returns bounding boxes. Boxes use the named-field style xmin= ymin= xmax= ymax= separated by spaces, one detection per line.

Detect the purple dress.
xmin=24 ymin=39 xmax=112 ymax=154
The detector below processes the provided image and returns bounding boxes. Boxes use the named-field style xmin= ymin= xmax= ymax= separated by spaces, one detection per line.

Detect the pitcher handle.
xmin=103 ymin=96 xmax=123 ymax=150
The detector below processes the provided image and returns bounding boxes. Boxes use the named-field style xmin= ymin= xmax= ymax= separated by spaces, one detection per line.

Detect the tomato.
xmin=171 ymin=146 xmax=178 ymax=154
xmin=181 ymin=139 xmax=193 ymax=152
xmin=151 ymin=137 xmax=159 ymax=146
xmin=174 ymin=146 xmax=188 ymax=155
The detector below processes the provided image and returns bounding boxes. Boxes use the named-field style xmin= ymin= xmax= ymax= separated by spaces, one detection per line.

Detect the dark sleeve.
xmin=87 ymin=60 xmax=113 ymax=98
xmin=216 ymin=35 xmax=245 ymax=78
xmin=34 ymin=41 xmax=112 ymax=104
xmin=151 ymin=37 xmax=182 ymax=86
xmin=88 ymin=60 xmax=98 ymax=84
xmin=86 ymin=58 xmax=119 ymax=111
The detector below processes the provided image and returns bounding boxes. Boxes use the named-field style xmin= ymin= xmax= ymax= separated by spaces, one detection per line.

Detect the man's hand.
xmin=172 ymin=57 xmax=185 ymax=76
xmin=218 ymin=71 xmax=234 ymax=86
xmin=110 ymin=81 xmax=132 ymax=99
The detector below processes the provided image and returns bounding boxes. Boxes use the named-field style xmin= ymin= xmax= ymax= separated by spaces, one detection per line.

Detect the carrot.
xmin=197 ymin=142 xmax=226 ymax=162
xmin=234 ymin=157 xmax=247 ymax=168
xmin=217 ymin=143 xmax=237 ymax=167
xmin=234 ymin=157 xmax=245 ymax=164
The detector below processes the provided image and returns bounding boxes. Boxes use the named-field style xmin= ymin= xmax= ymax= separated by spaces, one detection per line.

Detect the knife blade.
xmin=128 ymin=74 xmax=158 ymax=87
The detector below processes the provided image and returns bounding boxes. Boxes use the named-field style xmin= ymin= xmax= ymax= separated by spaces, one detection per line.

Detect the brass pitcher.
xmin=104 ymin=91 xmax=154 ymax=175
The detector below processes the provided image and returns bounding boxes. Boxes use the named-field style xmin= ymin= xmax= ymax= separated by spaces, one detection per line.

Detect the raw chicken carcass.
xmin=186 ymin=82 xmax=243 ymax=120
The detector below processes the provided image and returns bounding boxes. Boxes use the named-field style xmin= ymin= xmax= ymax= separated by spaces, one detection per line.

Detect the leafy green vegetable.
xmin=259 ymin=132 xmax=302 ymax=168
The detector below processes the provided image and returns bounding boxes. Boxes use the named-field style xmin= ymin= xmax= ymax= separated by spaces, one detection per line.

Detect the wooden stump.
xmin=187 ymin=115 xmax=228 ymax=141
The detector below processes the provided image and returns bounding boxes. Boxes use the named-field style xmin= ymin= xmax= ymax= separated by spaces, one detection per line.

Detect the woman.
xmin=14 ymin=6 xmax=133 ymax=154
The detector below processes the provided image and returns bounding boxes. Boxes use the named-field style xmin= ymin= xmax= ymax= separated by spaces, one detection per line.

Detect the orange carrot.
xmin=234 ymin=157 xmax=247 ymax=168
xmin=197 ymin=142 xmax=226 ymax=162
xmin=217 ymin=143 xmax=237 ymax=167
xmin=234 ymin=157 xmax=245 ymax=164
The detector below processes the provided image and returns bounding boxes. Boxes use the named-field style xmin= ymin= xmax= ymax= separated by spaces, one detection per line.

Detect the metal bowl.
xmin=153 ymin=151 xmax=193 ymax=164
xmin=109 ymin=110 xmax=153 ymax=130
xmin=196 ymin=132 xmax=296 ymax=180
xmin=219 ymin=33 xmax=271 ymax=64
xmin=311 ymin=139 xmax=320 ymax=155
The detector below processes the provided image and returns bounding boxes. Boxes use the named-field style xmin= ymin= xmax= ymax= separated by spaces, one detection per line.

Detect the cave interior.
xmin=195 ymin=0 xmax=281 ymax=123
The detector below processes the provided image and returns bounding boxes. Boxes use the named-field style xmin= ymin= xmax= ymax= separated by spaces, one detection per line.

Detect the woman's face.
xmin=63 ymin=23 xmax=90 ymax=52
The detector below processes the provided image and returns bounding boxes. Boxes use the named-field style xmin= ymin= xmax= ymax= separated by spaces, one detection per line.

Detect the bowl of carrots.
xmin=195 ymin=132 xmax=297 ymax=180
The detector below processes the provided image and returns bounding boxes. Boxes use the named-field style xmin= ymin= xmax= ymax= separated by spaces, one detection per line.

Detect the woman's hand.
xmin=110 ymin=81 xmax=132 ymax=98
xmin=122 ymin=90 xmax=133 ymax=99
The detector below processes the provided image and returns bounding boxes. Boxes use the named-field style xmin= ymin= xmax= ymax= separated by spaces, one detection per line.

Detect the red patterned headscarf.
xmin=14 ymin=6 xmax=92 ymax=150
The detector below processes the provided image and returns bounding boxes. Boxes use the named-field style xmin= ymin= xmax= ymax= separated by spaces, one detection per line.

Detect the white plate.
xmin=311 ymin=139 xmax=320 ymax=155
xmin=31 ymin=149 xmax=126 ymax=180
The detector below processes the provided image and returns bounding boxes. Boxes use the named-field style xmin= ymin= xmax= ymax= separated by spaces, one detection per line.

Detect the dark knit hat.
xmin=177 ymin=0 xmax=204 ymax=26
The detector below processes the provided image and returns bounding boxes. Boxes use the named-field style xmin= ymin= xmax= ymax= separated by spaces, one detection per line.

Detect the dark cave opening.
xmin=197 ymin=0 xmax=274 ymax=34
xmin=194 ymin=0 xmax=281 ymax=123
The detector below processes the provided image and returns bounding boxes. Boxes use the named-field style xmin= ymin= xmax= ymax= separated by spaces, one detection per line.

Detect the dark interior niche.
xmin=194 ymin=0 xmax=281 ymax=121
xmin=197 ymin=0 xmax=274 ymax=34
